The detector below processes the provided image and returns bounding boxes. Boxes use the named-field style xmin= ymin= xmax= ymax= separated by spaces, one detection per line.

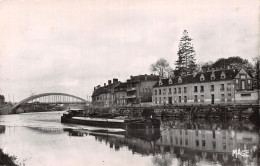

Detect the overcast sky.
xmin=0 ymin=0 xmax=259 ymax=102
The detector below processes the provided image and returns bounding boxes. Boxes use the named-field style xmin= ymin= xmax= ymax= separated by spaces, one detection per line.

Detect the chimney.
xmin=145 ymin=74 xmax=147 ymax=81
xmin=113 ymin=78 xmax=118 ymax=83
xmin=130 ymin=75 xmax=133 ymax=80
xmin=104 ymin=83 xmax=106 ymax=86
xmin=94 ymin=87 xmax=96 ymax=90
xmin=127 ymin=79 xmax=130 ymax=82
xmin=108 ymin=80 xmax=111 ymax=85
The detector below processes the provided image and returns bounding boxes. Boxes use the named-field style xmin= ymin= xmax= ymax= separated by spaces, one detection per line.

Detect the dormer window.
xmin=159 ymin=79 xmax=163 ymax=86
xmin=221 ymin=72 xmax=226 ymax=79
xmin=200 ymin=74 xmax=205 ymax=81
xmin=178 ymin=77 xmax=182 ymax=83
xmin=240 ymin=74 xmax=246 ymax=79
xmin=211 ymin=72 xmax=215 ymax=80
xmin=169 ymin=78 xmax=172 ymax=84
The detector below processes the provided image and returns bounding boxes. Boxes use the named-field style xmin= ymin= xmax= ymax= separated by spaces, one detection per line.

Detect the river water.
xmin=0 ymin=111 xmax=259 ymax=166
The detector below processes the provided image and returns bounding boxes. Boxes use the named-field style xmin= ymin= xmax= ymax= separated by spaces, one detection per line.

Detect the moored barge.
xmin=61 ymin=108 xmax=160 ymax=130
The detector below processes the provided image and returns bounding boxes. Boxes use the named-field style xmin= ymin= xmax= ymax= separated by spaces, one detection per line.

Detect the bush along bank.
xmin=0 ymin=149 xmax=18 ymax=166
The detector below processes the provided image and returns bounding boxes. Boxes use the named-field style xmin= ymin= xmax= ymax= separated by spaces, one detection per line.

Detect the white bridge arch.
xmin=12 ymin=93 xmax=87 ymax=110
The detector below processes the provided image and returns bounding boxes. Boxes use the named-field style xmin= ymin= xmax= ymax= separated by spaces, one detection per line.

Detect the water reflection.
xmin=158 ymin=119 xmax=259 ymax=166
xmin=64 ymin=119 xmax=259 ymax=166
xmin=0 ymin=125 xmax=5 ymax=134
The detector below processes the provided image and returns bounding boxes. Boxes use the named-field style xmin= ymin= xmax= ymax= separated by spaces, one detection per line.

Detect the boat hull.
xmin=61 ymin=115 xmax=160 ymax=130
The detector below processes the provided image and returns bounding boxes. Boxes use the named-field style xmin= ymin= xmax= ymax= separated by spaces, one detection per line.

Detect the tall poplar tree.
xmin=175 ymin=30 xmax=196 ymax=76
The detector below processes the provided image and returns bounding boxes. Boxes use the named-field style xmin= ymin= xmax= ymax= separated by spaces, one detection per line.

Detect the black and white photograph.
xmin=0 ymin=0 xmax=259 ymax=165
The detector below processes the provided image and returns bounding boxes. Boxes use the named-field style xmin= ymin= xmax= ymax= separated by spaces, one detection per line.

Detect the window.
xmin=227 ymin=83 xmax=231 ymax=91
xmin=223 ymin=143 xmax=226 ymax=150
xmin=202 ymin=140 xmax=206 ymax=147
xmin=174 ymin=88 xmax=177 ymax=94
xmin=247 ymin=80 xmax=252 ymax=89
xmin=169 ymin=78 xmax=172 ymax=84
xmin=184 ymin=87 xmax=187 ymax=93
xmin=194 ymin=95 xmax=198 ymax=102
xmin=178 ymin=77 xmax=182 ymax=83
xmin=221 ymin=72 xmax=226 ymax=79
xmin=220 ymin=84 xmax=224 ymax=91
xmin=227 ymin=93 xmax=232 ymax=102
xmin=211 ymin=72 xmax=215 ymax=80
xmin=155 ymin=90 xmax=157 ymax=95
xmin=200 ymin=86 xmax=204 ymax=92
xmin=236 ymin=79 xmax=239 ymax=84
xmin=211 ymin=85 xmax=214 ymax=91
xmin=200 ymin=74 xmax=205 ymax=81
xmin=159 ymin=80 xmax=163 ymax=86
xmin=180 ymin=139 xmax=182 ymax=145
xmin=196 ymin=140 xmax=199 ymax=147
xmin=163 ymin=89 xmax=166 ymax=95
xmin=184 ymin=96 xmax=187 ymax=103
xmin=169 ymin=88 xmax=172 ymax=95
xmin=213 ymin=130 xmax=216 ymax=139
xmin=200 ymin=95 xmax=204 ymax=102
xmin=240 ymin=75 xmax=246 ymax=79
xmin=212 ymin=141 xmax=216 ymax=149
xmin=155 ymin=97 xmax=157 ymax=104
xmin=159 ymin=89 xmax=161 ymax=95
xmin=185 ymin=139 xmax=188 ymax=145
xmin=196 ymin=130 xmax=199 ymax=136
xmin=194 ymin=86 xmax=198 ymax=92
xmin=178 ymin=87 xmax=181 ymax=93
xmin=241 ymin=93 xmax=251 ymax=97
xmin=221 ymin=94 xmax=225 ymax=102
xmin=179 ymin=96 xmax=182 ymax=102
xmin=241 ymin=80 xmax=245 ymax=89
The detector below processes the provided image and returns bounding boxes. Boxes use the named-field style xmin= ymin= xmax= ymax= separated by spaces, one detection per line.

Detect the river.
xmin=0 ymin=111 xmax=259 ymax=166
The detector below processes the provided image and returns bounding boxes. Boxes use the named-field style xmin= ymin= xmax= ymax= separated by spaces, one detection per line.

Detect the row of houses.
xmin=92 ymin=75 xmax=159 ymax=107
xmin=91 ymin=68 xmax=259 ymax=107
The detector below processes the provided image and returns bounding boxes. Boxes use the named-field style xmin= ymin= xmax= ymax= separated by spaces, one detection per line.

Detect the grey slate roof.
xmin=153 ymin=69 xmax=239 ymax=88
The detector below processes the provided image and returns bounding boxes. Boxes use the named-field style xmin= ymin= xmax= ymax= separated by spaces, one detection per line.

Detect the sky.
xmin=0 ymin=0 xmax=259 ymax=102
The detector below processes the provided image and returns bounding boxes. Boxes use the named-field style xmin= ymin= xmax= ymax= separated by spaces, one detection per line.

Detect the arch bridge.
xmin=12 ymin=93 xmax=88 ymax=111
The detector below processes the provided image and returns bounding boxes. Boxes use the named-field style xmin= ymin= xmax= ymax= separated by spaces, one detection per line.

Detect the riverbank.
xmin=0 ymin=104 xmax=13 ymax=115
xmin=0 ymin=149 xmax=18 ymax=166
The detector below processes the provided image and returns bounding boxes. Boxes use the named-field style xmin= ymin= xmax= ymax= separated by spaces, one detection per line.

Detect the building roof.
xmin=153 ymin=69 xmax=240 ymax=88
xmin=92 ymin=82 xmax=120 ymax=97
xmin=114 ymin=82 xmax=127 ymax=90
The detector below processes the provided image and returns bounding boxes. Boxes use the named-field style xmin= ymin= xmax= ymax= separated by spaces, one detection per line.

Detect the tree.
xmin=253 ymin=55 xmax=260 ymax=89
xmin=150 ymin=58 xmax=172 ymax=78
xmin=0 ymin=95 xmax=5 ymax=104
xmin=175 ymin=30 xmax=197 ymax=76
xmin=200 ymin=61 xmax=213 ymax=72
